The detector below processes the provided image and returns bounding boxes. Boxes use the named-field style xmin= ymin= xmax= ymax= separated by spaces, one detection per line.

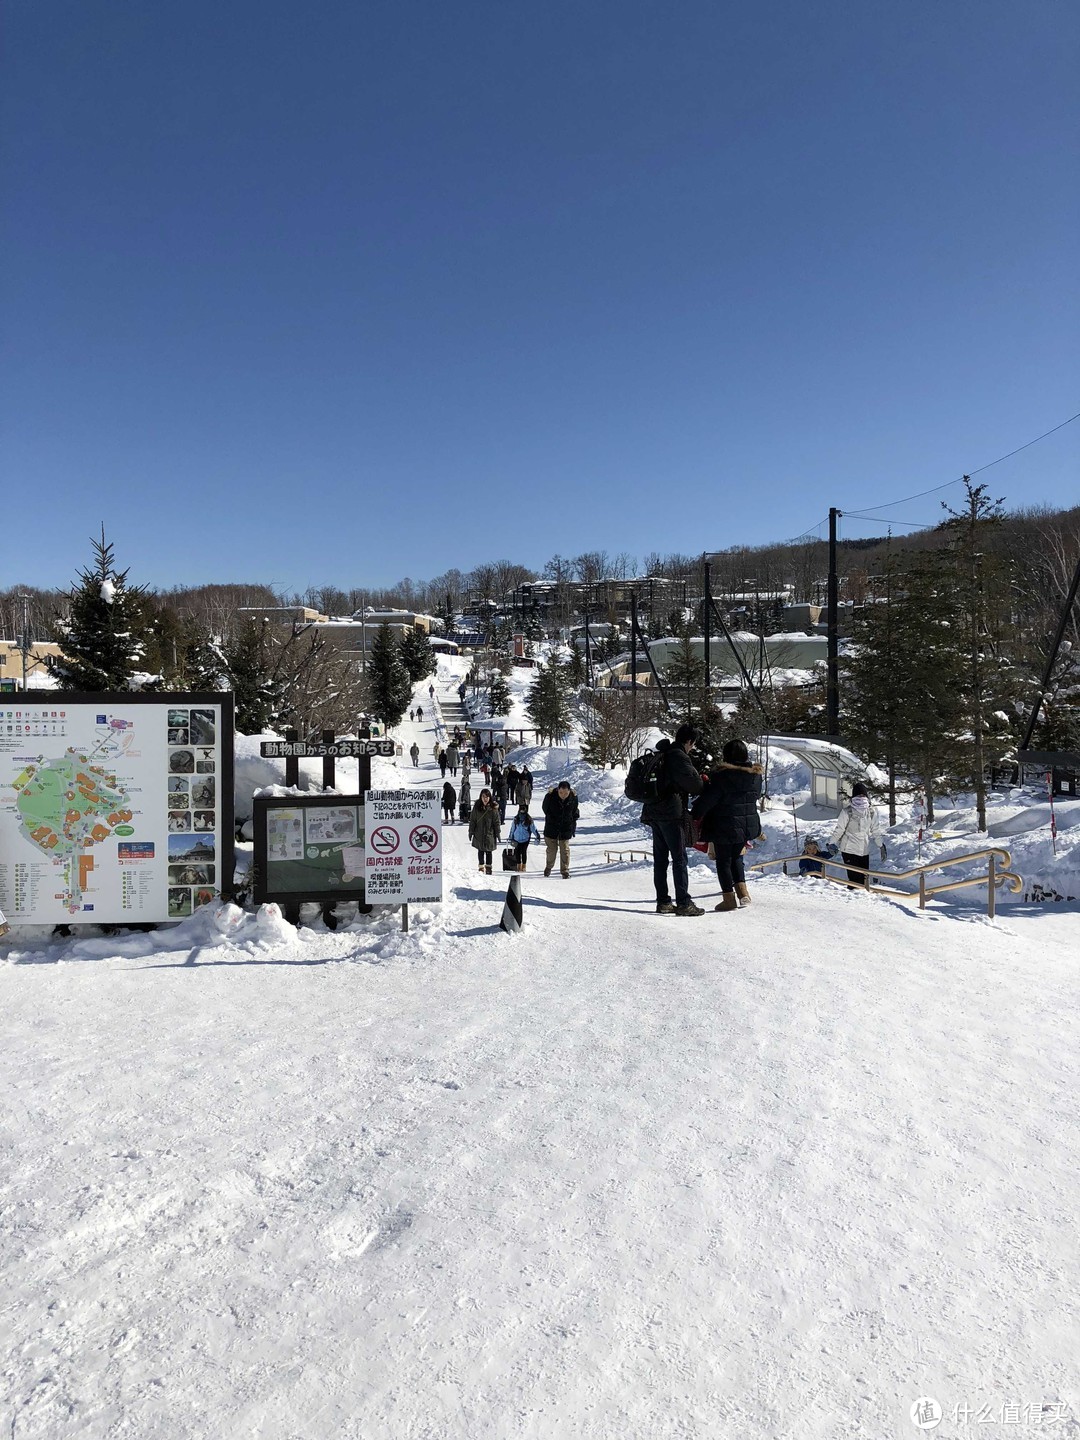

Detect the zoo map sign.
xmin=364 ymin=789 xmax=442 ymax=904
xmin=0 ymin=693 xmax=233 ymax=926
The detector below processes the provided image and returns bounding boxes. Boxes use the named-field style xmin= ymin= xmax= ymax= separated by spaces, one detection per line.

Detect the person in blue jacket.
xmin=508 ymin=804 xmax=541 ymax=871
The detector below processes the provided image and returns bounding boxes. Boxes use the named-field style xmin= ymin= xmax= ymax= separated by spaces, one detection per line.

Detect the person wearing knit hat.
xmin=830 ymin=781 xmax=886 ymax=887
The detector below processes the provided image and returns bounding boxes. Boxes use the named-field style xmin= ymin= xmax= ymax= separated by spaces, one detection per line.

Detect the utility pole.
xmin=630 ymin=591 xmax=638 ymax=723
xmin=827 ymin=507 xmax=841 ymax=737
xmin=17 ymin=592 xmax=31 ymax=691
xmin=360 ymin=593 xmax=367 ymax=673
xmin=702 ymin=558 xmax=711 ymax=701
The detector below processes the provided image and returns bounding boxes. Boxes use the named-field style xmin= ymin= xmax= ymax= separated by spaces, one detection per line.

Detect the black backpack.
xmin=624 ymin=748 xmax=667 ymax=804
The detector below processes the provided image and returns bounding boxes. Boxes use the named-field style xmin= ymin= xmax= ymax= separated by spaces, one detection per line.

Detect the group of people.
xmin=640 ymin=724 xmax=887 ymax=915
xmin=466 ymin=778 xmax=579 ymax=877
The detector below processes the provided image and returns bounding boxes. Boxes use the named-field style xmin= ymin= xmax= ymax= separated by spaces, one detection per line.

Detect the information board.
xmin=0 ymin=692 xmax=234 ymax=925
xmin=364 ymin=789 xmax=443 ymax=904
xmin=252 ymin=795 xmax=367 ymax=903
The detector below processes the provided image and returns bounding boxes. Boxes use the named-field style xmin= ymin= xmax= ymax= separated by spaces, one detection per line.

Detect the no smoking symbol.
xmin=370 ymin=826 xmax=399 ymax=854
xmin=410 ymin=825 xmax=438 ymax=853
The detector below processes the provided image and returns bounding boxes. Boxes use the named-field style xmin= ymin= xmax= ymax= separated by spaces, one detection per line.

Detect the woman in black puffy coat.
xmin=692 ymin=739 xmax=763 ymax=912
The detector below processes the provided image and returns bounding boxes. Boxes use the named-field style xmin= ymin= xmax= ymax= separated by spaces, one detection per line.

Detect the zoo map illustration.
xmin=10 ymin=727 xmax=135 ymax=914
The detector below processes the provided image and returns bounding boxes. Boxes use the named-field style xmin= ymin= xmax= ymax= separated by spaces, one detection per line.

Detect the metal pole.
xmin=630 ymin=591 xmax=638 ymax=722
xmin=827 ymin=507 xmax=840 ymax=737
xmin=18 ymin=592 xmax=31 ymax=690
xmin=987 ymin=853 xmax=996 ymax=919
xmin=703 ymin=558 xmax=711 ymax=701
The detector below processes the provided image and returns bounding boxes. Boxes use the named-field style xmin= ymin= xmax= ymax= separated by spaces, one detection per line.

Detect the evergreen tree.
xmin=49 ymin=529 xmax=156 ymax=691
xmin=365 ymin=622 xmax=413 ymax=727
xmin=223 ymin=618 xmax=285 ymax=733
xmin=566 ymin=639 xmax=586 ymax=687
xmin=399 ymin=626 xmax=436 ymax=683
xmin=181 ymin=616 xmax=230 ymax=691
xmin=660 ymin=619 xmax=708 ymax=725
xmin=488 ymin=670 xmax=512 ymax=715
xmin=939 ymin=479 xmax=1022 ymax=830
xmin=525 ymin=660 xmax=573 ymax=744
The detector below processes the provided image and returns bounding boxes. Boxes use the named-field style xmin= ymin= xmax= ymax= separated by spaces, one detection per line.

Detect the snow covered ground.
xmin=3 ymin=659 xmax=1078 ymax=1439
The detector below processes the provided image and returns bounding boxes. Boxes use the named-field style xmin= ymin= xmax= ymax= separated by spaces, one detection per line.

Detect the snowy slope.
xmin=2 ymin=674 xmax=1078 ymax=1439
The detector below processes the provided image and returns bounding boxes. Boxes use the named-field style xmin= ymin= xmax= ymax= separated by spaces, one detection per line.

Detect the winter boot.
xmin=714 ymin=892 xmax=738 ymax=912
xmin=675 ymin=900 xmax=704 ymax=916
xmin=735 ymin=883 xmax=751 ymax=907
xmin=485 ymin=864 xmax=493 ymax=874
xmin=656 ymin=900 xmax=676 ymax=914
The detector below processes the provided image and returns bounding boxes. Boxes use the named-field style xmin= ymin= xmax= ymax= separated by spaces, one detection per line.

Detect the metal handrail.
xmin=750 ymin=847 xmax=1023 ymax=918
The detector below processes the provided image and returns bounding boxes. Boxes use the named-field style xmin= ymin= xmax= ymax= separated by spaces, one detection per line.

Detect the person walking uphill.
xmin=541 ymin=779 xmax=579 ymax=878
xmin=692 ymin=739 xmax=762 ymax=912
xmin=830 ymin=782 xmax=886 ymax=888
xmin=468 ymin=788 xmax=501 ymax=875
xmin=409 ymin=741 xmax=420 ymax=768
xmin=642 ymin=723 xmax=706 ymax=916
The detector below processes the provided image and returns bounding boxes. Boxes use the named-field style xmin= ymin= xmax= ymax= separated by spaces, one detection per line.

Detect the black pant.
xmin=477 ymin=850 xmax=492 ymax=869
xmin=513 ymin=841 xmax=530 ymax=866
xmin=442 ymin=804 xmax=454 ymax=823
xmin=714 ymin=843 xmax=746 ymax=893
xmin=842 ymin=851 xmax=870 ymax=887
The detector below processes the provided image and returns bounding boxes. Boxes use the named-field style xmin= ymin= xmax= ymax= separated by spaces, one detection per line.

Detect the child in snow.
xmin=509 ymin=805 xmax=541 ymax=871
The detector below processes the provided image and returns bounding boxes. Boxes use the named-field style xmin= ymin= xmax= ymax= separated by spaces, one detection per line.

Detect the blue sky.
xmin=3 ymin=0 xmax=1077 ymax=595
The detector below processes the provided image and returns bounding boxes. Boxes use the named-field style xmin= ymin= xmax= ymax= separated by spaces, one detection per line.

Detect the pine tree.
xmin=525 ymin=661 xmax=573 ymax=744
xmin=488 ymin=670 xmax=512 ymax=715
xmin=839 ymin=554 xmax=966 ymax=825
xmin=223 ymin=618 xmax=285 ymax=733
xmin=660 ymin=619 xmax=708 ymax=725
xmin=399 ymin=626 xmax=436 ymax=683
xmin=566 ymin=639 xmax=586 ymax=687
xmin=182 ymin=616 xmax=230 ymax=691
xmin=49 ymin=528 xmax=155 ymax=691
xmin=939 ymin=479 xmax=1022 ymax=830
xmin=365 ymin=622 xmax=413 ymax=728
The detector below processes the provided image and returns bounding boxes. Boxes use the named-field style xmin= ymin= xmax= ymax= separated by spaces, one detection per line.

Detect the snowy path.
xmin=2 ymin=737 xmax=1078 ymax=1438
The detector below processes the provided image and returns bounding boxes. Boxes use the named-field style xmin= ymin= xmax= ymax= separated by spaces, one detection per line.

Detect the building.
xmin=0 ymin=640 xmax=63 ymax=690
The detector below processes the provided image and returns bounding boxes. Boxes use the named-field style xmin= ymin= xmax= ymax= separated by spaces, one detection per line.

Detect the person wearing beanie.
xmin=640 ymin=724 xmax=706 ymax=916
xmin=829 ymin=781 xmax=886 ymax=887
xmin=692 ymin=738 xmax=763 ymax=910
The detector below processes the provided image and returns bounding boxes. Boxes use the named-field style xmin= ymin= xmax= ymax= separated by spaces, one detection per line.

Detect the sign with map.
xmin=0 ymin=693 xmax=234 ymax=926
xmin=252 ymin=795 xmax=366 ymax=903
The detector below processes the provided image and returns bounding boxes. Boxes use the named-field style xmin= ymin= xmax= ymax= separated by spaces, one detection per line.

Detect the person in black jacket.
xmin=692 ymin=738 xmax=763 ymax=911
xmin=541 ymin=780 xmax=579 ymax=877
xmin=441 ymin=779 xmax=457 ymax=824
xmin=641 ymin=723 xmax=706 ymax=915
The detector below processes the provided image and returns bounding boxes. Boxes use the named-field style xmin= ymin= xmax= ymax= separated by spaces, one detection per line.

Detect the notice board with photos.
xmin=252 ymin=794 xmax=367 ymax=904
xmin=0 ymin=692 xmax=235 ymax=925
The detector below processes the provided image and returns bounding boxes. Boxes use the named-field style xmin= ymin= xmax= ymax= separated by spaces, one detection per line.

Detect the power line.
xmin=850 ymin=410 xmax=1080 ymax=512
xmin=843 ymin=514 xmax=938 ymax=530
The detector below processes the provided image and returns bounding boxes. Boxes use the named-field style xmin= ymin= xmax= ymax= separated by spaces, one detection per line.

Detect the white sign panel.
xmin=364 ymin=789 xmax=442 ymax=904
xmin=0 ymin=695 xmax=231 ymax=925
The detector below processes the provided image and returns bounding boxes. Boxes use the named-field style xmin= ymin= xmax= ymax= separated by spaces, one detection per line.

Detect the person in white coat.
xmin=830 ymin=782 xmax=886 ymax=887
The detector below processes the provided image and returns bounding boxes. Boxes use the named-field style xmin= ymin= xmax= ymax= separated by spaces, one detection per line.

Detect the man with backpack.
xmin=635 ymin=723 xmax=706 ymax=915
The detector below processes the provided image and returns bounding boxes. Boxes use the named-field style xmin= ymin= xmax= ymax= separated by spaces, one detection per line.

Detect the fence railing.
xmin=749 ymin=847 xmax=1023 ymax=918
